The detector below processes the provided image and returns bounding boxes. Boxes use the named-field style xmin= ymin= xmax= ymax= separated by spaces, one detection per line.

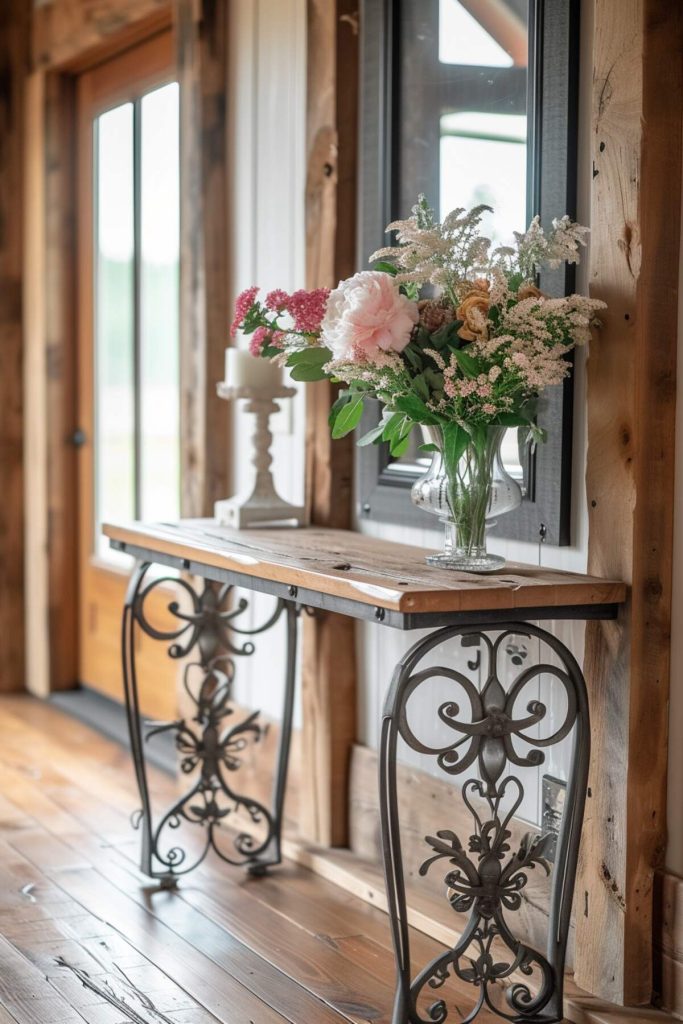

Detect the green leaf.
xmin=390 ymin=432 xmax=412 ymax=458
xmin=287 ymin=345 xmax=332 ymax=381
xmin=440 ymin=422 xmax=469 ymax=484
xmin=381 ymin=412 xmax=406 ymax=443
xmin=393 ymin=393 xmax=439 ymax=425
xmin=331 ymin=396 xmax=364 ymax=439
xmin=357 ymin=419 xmax=389 ymax=446
xmin=493 ymin=412 xmax=528 ymax=427
xmin=400 ymin=281 xmax=420 ymax=302
xmin=328 ymin=390 xmax=353 ymax=429
xmin=431 ymin=320 xmax=461 ymax=349
xmin=289 ymin=362 xmax=330 ymax=382
xmin=372 ymin=260 xmax=398 ymax=276
xmin=402 ymin=345 xmax=423 ymax=371
xmin=424 ymin=368 xmax=444 ymax=390
xmin=452 ymin=347 xmax=479 ymax=378
xmin=413 ymin=374 xmax=431 ymax=401
xmin=287 ymin=347 xmax=331 ymax=368
xmin=419 ymin=442 xmax=440 ymax=453
xmin=389 ymin=418 xmax=414 ymax=457
xmin=508 ymin=272 xmax=525 ymax=292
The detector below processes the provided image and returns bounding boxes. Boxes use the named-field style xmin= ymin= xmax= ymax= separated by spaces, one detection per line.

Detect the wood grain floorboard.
xmin=0 ymin=696 xmax=499 ymax=1023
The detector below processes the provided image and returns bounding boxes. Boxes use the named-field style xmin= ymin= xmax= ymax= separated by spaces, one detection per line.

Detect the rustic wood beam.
xmin=24 ymin=68 xmax=79 ymax=697
xmin=300 ymin=0 xmax=358 ymax=846
xmin=0 ymin=1 xmax=29 ymax=692
xmin=175 ymin=0 xmax=230 ymax=517
xmin=576 ymin=0 xmax=683 ymax=1003
xmin=32 ymin=0 xmax=171 ymax=72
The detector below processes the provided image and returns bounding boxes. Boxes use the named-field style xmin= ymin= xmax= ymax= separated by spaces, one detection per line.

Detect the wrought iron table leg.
xmin=121 ymin=561 xmax=299 ymax=883
xmin=379 ymin=622 xmax=589 ymax=1024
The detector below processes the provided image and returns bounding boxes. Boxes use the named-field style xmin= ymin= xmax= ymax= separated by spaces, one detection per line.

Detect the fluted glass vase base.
xmin=425 ymin=550 xmax=506 ymax=573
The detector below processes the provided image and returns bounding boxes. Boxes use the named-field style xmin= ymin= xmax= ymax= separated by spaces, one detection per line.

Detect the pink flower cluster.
xmin=230 ymin=285 xmax=331 ymax=341
xmin=248 ymin=327 xmax=285 ymax=357
xmin=230 ymin=286 xmax=259 ymax=337
xmin=266 ymin=287 xmax=330 ymax=333
xmin=441 ymin=362 xmax=512 ymax=419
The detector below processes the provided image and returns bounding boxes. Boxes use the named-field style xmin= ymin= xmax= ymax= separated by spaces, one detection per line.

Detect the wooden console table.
xmin=104 ymin=519 xmax=626 ymax=1024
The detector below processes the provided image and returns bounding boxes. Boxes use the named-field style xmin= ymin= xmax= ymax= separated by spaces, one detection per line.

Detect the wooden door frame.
xmin=23 ymin=0 xmax=229 ymax=697
xmin=0 ymin=0 xmax=30 ymax=694
xmin=74 ymin=30 xmax=182 ymax=719
xmin=574 ymin=0 xmax=683 ymax=1005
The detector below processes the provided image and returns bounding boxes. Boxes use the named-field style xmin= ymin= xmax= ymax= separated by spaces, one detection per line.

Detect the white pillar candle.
xmin=224 ymin=347 xmax=282 ymax=389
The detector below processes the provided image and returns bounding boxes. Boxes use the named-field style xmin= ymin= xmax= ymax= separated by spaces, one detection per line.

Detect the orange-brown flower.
xmin=517 ymin=282 xmax=545 ymax=301
xmin=456 ymin=287 xmax=490 ymax=342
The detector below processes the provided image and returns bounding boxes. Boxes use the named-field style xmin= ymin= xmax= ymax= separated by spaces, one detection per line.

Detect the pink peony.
xmin=321 ymin=271 xmax=418 ymax=362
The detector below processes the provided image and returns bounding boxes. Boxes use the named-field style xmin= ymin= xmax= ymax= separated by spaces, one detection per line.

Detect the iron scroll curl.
xmin=379 ymin=623 xmax=589 ymax=1024
xmin=122 ymin=561 xmax=298 ymax=882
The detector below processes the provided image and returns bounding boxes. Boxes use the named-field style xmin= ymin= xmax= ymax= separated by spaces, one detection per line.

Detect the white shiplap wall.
xmin=226 ymin=0 xmax=306 ymax=728
xmin=227 ymin=0 xmax=594 ymax=827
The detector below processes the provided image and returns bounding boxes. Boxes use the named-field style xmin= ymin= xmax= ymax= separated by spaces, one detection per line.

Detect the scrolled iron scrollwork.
xmin=122 ymin=562 xmax=298 ymax=882
xmin=380 ymin=623 xmax=589 ymax=1024
xmin=132 ymin=574 xmax=284 ymax=659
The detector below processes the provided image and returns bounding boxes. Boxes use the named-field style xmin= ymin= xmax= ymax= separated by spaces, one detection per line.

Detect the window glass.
xmin=391 ymin=0 xmax=529 ymax=475
xmin=140 ymin=83 xmax=181 ymax=522
xmin=94 ymin=103 xmax=135 ymax=559
xmin=93 ymin=84 xmax=180 ymax=561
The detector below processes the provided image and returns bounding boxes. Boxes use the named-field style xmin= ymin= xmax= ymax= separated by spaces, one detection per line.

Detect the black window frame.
xmin=356 ymin=0 xmax=581 ymax=546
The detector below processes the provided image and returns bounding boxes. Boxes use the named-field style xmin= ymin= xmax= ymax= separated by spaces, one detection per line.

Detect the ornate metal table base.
xmin=380 ymin=623 xmax=589 ymax=1024
xmin=121 ymin=562 xmax=298 ymax=884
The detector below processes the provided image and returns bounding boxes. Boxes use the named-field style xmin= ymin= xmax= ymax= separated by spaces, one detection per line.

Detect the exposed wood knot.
xmin=644 ymin=576 xmax=663 ymax=600
xmin=617 ymin=222 xmax=641 ymax=280
xmin=306 ymin=126 xmax=338 ymax=194
xmin=600 ymin=862 xmax=626 ymax=910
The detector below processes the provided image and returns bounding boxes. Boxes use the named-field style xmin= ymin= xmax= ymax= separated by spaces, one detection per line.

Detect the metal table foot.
xmin=379 ymin=623 xmax=589 ymax=1024
xmin=121 ymin=561 xmax=298 ymax=883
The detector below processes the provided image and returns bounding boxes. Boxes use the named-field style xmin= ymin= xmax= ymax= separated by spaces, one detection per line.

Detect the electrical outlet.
xmin=541 ymin=775 xmax=566 ymax=863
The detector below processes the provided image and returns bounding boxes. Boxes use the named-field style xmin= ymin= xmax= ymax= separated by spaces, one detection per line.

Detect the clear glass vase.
xmin=411 ymin=425 xmax=523 ymax=572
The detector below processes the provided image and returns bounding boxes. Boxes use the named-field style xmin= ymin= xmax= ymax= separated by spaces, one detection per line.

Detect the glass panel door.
xmin=77 ymin=31 xmax=181 ymax=718
xmin=93 ymin=83 xmax=180 ymax=562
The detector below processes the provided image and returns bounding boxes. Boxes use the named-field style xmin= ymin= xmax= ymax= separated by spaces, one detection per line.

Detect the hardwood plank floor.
xmin=0 ymin=696 xmax=502 ymax=1024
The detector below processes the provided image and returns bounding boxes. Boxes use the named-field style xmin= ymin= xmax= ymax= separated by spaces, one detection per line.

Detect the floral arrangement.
xmin=230 ymin=195 xmax=604 ymax=515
